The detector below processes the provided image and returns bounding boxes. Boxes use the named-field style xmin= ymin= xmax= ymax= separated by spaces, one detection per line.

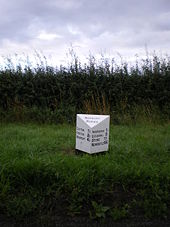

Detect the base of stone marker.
xmin=75 ymin=149 xmax=108 ymax=156
xmin=75 ymin=149 xmax=84 ymax=155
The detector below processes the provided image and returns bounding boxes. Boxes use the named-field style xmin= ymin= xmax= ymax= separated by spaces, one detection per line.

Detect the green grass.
xmin=0 ymin=122 xmax=170 ymax=220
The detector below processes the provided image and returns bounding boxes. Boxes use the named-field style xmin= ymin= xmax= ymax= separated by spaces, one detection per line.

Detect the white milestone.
xmin=76 ymin=114 xmax=110 ymax=154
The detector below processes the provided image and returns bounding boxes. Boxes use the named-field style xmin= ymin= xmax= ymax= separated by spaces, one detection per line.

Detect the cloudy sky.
xmin=0 ymin=0 xmax=170 ymax=65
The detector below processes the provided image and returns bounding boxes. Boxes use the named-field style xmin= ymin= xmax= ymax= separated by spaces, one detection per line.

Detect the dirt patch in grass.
xmin=62 ymin=147 xmax=76 ymax=155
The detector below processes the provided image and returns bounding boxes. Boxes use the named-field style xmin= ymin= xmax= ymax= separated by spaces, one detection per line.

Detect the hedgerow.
xmin=0 ymin=54 xmax=170 ymax=123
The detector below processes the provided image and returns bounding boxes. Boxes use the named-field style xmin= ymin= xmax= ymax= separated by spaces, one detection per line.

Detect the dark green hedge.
xmin=0 ymin=56 xmax=170 ymax=117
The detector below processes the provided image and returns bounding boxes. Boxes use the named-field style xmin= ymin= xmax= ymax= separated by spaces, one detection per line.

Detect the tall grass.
xmin=83 ymin=93 xmax=110 ymax=115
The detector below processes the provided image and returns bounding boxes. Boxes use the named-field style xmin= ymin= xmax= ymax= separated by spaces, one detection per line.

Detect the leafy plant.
xmin=109 ymin=204 xmax=129 ymax=221
xmin=90 ymin=201 xmax=110 ymax=219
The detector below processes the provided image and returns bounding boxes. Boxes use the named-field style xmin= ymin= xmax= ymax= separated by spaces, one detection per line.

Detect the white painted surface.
xmin=76 ymin=114 xmax=110 ymax=154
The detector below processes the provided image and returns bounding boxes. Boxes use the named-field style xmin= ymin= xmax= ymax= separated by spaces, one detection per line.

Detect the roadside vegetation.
xmin=0 ymin=52 xmax=170 ymax=224
xmin=0 ymin=123 xmax=170 ymax=223
xmin=0 ymin=52 xmax=170 ymax=124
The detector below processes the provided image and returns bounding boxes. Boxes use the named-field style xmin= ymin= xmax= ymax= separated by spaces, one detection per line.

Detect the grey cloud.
xmin=0 ymin=0 xmax=170 ymax=56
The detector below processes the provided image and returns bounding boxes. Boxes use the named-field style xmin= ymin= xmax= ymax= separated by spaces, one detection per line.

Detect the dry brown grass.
xmin=83 ymin=93 xmax=110 ymax=115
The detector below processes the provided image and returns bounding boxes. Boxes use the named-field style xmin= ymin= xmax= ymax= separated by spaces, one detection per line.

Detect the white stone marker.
xmin=76 ymin=114 xmax=110 ymax=154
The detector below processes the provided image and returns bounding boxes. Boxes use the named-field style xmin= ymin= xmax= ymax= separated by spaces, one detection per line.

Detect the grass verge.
xmin=0 ymin=123 xmax=170 ymax=223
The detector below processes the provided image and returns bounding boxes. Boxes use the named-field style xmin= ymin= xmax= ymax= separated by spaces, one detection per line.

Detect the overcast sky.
xmin=0 ymin=0 xmax=170 ymax=65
